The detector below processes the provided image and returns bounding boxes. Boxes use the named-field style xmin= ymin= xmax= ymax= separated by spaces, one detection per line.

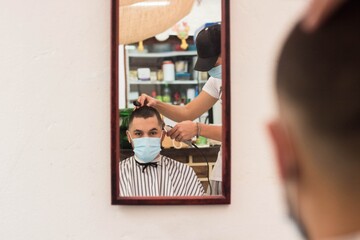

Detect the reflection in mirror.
xmin=111 ymin=0 xmax=230 ymax=204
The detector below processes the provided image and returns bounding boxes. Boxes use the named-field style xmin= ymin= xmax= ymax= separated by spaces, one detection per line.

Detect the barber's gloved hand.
xmin=137 ymin=93 xmax=158 ymax=108
xmin=167 ymin=121 xmax=197 ymax=142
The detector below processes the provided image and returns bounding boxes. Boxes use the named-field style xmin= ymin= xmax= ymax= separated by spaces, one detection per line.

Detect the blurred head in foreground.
xmin=268 ymin=1 xmax=360 ymax=239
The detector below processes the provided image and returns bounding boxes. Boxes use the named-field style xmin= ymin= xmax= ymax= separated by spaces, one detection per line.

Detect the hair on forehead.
xmin=276 ymin=0 xmax=360 ymax=139
xmin=128 ymin=106 xmax=164 ymax=128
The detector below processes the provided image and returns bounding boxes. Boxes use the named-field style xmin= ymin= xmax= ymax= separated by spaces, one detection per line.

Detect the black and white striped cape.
xmin=119 ymin=155 xmax=204 ymax=196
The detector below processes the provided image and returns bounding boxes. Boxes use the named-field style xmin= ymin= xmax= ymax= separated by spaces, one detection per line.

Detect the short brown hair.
xmin=128 ymin=106 xmax=164 ymax=129
xmin=277 ymin=0 xmax=360 ymax=140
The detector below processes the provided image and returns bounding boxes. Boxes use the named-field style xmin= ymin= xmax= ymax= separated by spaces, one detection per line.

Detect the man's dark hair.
xmin=128 ymin=106 xmax=164 ymax=129
xmin=277 ymin=0 xmax=360 ymax=141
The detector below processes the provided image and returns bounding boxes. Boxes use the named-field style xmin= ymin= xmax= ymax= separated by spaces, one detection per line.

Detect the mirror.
xmin=111 ymin=0 xmax=230 ymax=204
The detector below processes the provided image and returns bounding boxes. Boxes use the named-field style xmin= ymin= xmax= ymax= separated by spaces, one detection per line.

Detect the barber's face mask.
xmin=128 ymin=133 xmax=162 ymax=163
xmin=208 ymin=65 xmax=222 ymax=79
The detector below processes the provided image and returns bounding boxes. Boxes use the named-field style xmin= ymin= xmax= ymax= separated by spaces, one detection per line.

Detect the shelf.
xmin=129 ymin=80 xmax=207 ymax=85
xmin=127 ymin=51 xmax=198 ymax=58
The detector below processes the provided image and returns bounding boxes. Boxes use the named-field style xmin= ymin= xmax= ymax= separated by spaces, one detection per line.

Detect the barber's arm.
xmin=168 ymin=121 xmax=222 ymax=142
xmin=137 ymin=91 xmax=218 ymax=122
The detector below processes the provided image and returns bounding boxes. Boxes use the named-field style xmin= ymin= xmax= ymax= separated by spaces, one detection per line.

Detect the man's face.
xmin=127 ymin=116 xmax=163 ymax=142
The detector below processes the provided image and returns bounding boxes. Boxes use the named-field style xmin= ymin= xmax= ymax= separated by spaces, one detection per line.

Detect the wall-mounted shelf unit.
xmin=124 ymin=36 xmax=209 ymax=108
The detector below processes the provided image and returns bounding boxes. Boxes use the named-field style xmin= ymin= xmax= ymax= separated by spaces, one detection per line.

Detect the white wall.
xmin=180 ymin=0 xmax=221 ymax=35
xmin=0 ymin=0 xmax=307 ymax=239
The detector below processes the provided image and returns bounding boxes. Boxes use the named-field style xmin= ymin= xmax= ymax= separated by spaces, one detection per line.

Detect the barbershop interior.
xmin=118 ymin=0 xmax=223 ymax=194
xmin=4 ymin=0 xmax=357 ymax=240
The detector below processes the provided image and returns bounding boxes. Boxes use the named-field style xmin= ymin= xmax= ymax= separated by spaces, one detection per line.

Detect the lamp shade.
xmin=119 ymin=0 xmax=143 ymax=7
xmin=119 ymin=0 xmax=195 ymax=45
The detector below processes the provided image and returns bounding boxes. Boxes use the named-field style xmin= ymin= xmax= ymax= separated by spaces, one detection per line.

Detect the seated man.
xmin=119 ymin=106 xmax=204 ymax=197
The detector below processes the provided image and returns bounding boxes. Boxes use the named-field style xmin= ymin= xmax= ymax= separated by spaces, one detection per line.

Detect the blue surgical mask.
xmin=130 ymin=136 xmax=162 ymax=163
xmin=208 ymin=65 xmax=222 ymax=79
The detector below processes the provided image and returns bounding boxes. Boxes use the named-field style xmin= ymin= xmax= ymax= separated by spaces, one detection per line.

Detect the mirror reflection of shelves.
xmin=124 ymin=36 xmax=209 ymax=108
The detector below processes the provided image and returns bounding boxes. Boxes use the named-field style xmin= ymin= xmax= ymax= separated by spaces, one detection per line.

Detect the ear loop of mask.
xmin=126 ymin=130 xmax=133 ymax=143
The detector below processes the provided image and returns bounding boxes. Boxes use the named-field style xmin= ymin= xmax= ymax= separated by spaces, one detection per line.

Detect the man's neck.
xmin=304 ymin=188 xmax=360 ymax=239
xmin=326 ymin=232 xmax=360 ymax=240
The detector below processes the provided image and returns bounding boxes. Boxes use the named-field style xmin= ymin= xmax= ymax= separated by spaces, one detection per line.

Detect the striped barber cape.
xmin=119 ymin=155 xmax=204 ymax=197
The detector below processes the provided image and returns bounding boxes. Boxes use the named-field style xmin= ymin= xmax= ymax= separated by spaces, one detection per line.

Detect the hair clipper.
xmin=163 ymin=125 xmax=193 ymax=147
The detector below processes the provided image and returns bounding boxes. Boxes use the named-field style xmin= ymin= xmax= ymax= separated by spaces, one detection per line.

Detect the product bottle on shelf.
xmin=187 ymin=88 xmax=195 ymax=102
xmin=162 ymin=61 xmax=175 ymax=82
xmin=163 ymin=84 xmax=171 ymax=103
xmin=151 ymin=90 xmax=157 ymax=98
xmin=180 ymin=98 xmax=185 ymax=106
xmin=173 ymin=91 xmax=181 ymax=105
xmin=195 ymin=85 xmax=199 ymax=97
xmin=181 ymin=91 xmax=187 ymax=102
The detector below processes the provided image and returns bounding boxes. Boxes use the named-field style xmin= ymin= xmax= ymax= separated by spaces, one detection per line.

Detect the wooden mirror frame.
xmin=111 ymin=0 xmax=231 ymax=205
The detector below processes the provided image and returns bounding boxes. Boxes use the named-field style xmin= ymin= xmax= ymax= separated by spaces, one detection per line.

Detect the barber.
xmin=137 ymin=23 xmax=223 ymax=195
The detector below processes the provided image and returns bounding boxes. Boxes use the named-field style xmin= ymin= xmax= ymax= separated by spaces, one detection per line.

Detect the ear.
xmin=267 ymin=120 xmax=299 ymax=182
xmin=217 ymin=56 xmax=222 ymax=65
xmin=160 ymin=130 xmax=165 ymax=143
xmin=126 ymin=130 xmax=132 ymax=143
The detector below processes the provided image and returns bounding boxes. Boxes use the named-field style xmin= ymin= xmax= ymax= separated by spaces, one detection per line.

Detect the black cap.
xmin=194 ymin=23 xmax=221 ymax=72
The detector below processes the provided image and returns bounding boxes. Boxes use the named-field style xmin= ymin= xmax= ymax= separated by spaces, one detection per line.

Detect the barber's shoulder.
xmin=206 ymin=76 xmax=219 ymax=84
